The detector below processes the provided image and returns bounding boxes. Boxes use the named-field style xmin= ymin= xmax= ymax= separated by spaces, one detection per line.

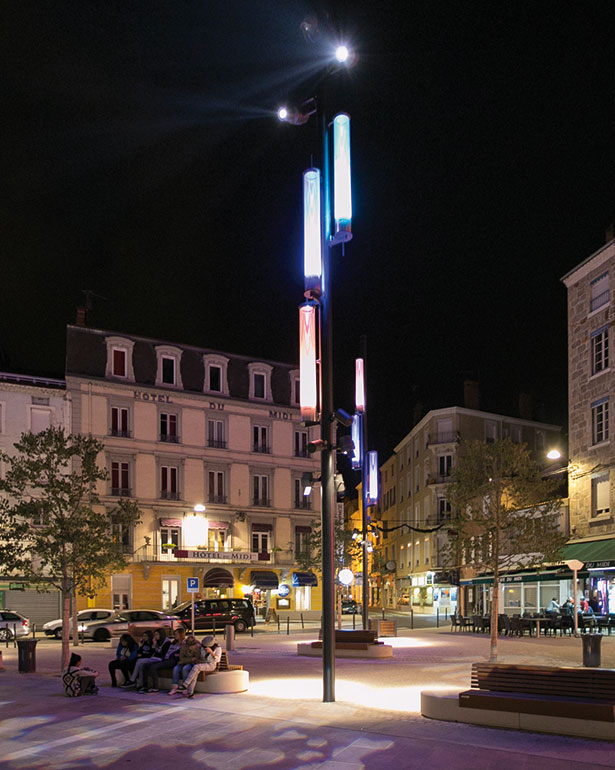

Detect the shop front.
xmin=201 ymin=567 xmax=234 ymax=599
xmin=249 ymin=569 xmax=279 ymax=616
xmin=292 ymin=571 xmax=317 ymax=611
xmin=563 ymin=537 xmax=615 ymax=614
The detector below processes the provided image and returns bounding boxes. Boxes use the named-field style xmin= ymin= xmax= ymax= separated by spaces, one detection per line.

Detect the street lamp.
xmin=282 ymin=39 xmax=354 ymax=703
xmin=565 ymin=558 xmax=585 ymax=637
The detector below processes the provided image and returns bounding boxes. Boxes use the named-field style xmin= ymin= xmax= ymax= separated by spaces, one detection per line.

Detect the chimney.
xmin=519 ymin=392 xmax=533 ymax=421
xmin=75 ymin=306 xmax=87 ymax=327
xmin=463 ymin=379 xmax=480 ymax=411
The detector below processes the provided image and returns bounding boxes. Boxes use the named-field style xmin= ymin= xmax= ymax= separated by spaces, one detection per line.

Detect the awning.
xmin=292 ymin=571 xmax=318 ymax=587
xmin=461 ymin=568 xmax=577 ymax=586
xmin=159 ymin=518 xmax=182 ymax=527
xmin=207 ymin=521 xmax=229 ymax=530
xmin=202 ymin=568 xmax=234 ymax=587
xmin=250 ymin=570 xmax=279 ymax=589
xmin=252 ymin=523 xmax=273 ymax=532
xmin=562 ymin=538 xmax=615 ymax=570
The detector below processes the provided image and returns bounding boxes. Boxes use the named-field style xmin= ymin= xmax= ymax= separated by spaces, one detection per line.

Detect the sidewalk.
xmin=0 ymin=626 xmax=614 ymax=769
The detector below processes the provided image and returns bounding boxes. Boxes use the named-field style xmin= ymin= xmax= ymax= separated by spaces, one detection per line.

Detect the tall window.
xmin=161 ymin=356 xmax=176 ymax=385
xmin=111 ymin=406 xmax=130 ymax=437
xmin=294 ymin=430 xmax=308 ymax=457
xmin=209 ymin=365 xmax=222 ymax=392
xmin=207 ymin=419 xmax=226 ymax=448
xmin=253 ymin=373 xmax=265 ymax=399
xmin=294 ymin=478 xmax=311 ymax=509
xmin=160 ymin=413 xmax=178 ymax=442
xmin=105 ymin=337 xmax=135 ymax=382
xmin=485 ymin=422 xmax=497 ymax=443
xmin=253 ymin=475 xmax=269 ymax=506
xmin=592 ymin=473 xmax=610 ymax=517
xmin=591 ymin=327 xmax=609 ymax=375
xmin=248 ymin=363 xmax=272 ymax=401
xmin=438 ymin=454 xmax=452 ymax=478
xmin=592 ymin=399 xmax=609 ymax=445
xmin=111 ymin=462 xmax=130 ymax=496
xmin=161 ymin=466 xmax=179 ymax=499
xmin=30 ymin=408 xmax=52 ymax=434
xmin=590 ymin=272 xmax=609 ymax=312
xmin=208 ymin=470 xmax=226 ymax=504
xmin=112 ymin=520 xmax=131 ymax=551
xmin=203 ymin=355 xmax=229 ymax=396
xmin=295 ymin=526 xmax=311 ymax=558
xmin=155 ymin=346 xmax=182 ymax=388
xmin=424 ymin=537 xmax=430 ymax=564
xmin=253 ymin=425 xmax=269 ymax=453
xmin=160 ymin=526 xmax=180 ymax=553
xmin=438 ymin=497 xmax=452 ymax=521
xmin=252 ymin=529 xmax=269 ymax=553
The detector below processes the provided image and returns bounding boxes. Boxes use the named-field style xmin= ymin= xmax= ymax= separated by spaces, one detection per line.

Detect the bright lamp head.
xmin=335 ymin=45 xmax=349 ymax=63
xmin=277 ymin=107 xmax=288 ymax=121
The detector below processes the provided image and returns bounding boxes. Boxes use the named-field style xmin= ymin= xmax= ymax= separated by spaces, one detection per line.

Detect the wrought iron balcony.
xmin=159 ymin=434 xmax=179 ymax=443
xmin=253 ymin=497 xmax=272 ymax=507
xmin=208 ymin=494 xmax=227 ymax=505
xmin=160 ymin=490 xmax=180 ymax=500
xmin=207 ymin=438 xmax=227 ymax=449
xmin=253 ymin=445 xmax=271 ymax=454
xmin=111 ymin=487 xmax=131 ymax=497
xmin=427 ymin=431 xmax=460 ymax=446
xmin=294 ymin=499 xmax=312 ymax=510
xmin=294 ymin=448 xmax=310 ymax=458
xmin=131 ymin=546 xmax=294 ymax=565
xmin=110 ymin=429 xmax=131 ymax=438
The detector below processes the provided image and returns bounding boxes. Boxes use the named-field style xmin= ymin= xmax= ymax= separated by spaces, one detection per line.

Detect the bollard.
xmin=301 ymin=613 xmax=304 ymax=630
xmin=286 ymin=616 xmax=290 ymax=635
xmin=17 ymin=639 xmax=38 ymax=673
xmin=352 ymin=612 xmax=356 ymax=630
xmin=277 ymin=615 xmax=280 ymax=633
xmin=437 ymin=608 xmax=440 ymax=628
xmin=0 ymin=650 xmax=4 ymax=670
xmin=410 ymin=609 xmax=414 ymax=630
xmin=225 ymin=623 xmax=235 ymax=651
xmin=13 ymin=624 xmax=17 ymax=648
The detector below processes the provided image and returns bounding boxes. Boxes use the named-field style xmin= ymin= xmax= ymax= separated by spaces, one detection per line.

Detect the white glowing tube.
xmin=351 ymin=413 xmax=362 ymax=470
xmin=333 ymin=113 xmax=352 ymax=235
xmin=366 ymin=450 xmax=379 ymax=505
xmin=355 ymin=358 xmax=365 ymax=413
xmin=303 ymin=168 xmax=322 ymax=295
xmin=299 ymin=304 xmax=318 ymax=422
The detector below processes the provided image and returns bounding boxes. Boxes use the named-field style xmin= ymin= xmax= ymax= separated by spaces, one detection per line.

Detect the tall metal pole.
xmin=319 ymin=95 xmax=336 ymax=703
xmin=360 ymin=337 xmax=370 ymax=631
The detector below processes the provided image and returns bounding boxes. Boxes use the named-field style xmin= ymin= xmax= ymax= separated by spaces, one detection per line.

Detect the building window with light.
xmin=592 ymin=472 xmax=610 ymax=517
xmin=590 ymin=271 xmax=609 ymax=312
xmin=105 ymin=336 xmax=135 ymax=381
xmin=591 ymin=327 xmax=609 ymax=376
xmin=207 ymin=417 xmax=226 ymax=448
xmin=110 ymin=405 xmax=130 ymax=438
xmin=294 ymin=478 xmax=311 ymax=509
xmin=203 ymin=354 xmax=230 ymax=396
xmin=591 ymin=398 xmax=609 ymax=445
xmin=248 ymin=362 xmax=273 ymax=401
xmin=160 ymin=465 xmax=179 ymax=500
xmin=155 ymin=346 xmax=183 ymax=389
xmin=160 ymin=412 xmax=179 ymax=443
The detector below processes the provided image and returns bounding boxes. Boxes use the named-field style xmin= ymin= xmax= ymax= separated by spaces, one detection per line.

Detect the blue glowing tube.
xmin=303 ymin=168 xmax=322 ymax=296
xmin=333 ymin=113 xmax=352 ymax=236
xmin=351 ymin=413 xmax=363 ymax=471
xmin=366 ymin=450 xmax=379 ymax=506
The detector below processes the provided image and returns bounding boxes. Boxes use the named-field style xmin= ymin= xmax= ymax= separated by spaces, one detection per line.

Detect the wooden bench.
xmin=368 ymin=618 xmax=397 ymax=637
xmin=459 ymin=663 xmax=615 ymax=722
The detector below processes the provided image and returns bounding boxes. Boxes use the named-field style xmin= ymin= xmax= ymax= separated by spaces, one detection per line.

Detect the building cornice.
xmin=561 ymin=238 xmax=615 ymax=287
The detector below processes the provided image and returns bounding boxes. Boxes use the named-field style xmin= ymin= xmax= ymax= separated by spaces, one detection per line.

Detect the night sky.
xmin=3 ymin=1 xmax=615 ymax=461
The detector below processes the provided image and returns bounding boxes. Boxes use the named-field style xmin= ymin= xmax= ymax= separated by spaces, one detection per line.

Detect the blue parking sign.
xmin=187 ymin=577 xmax=199 ymax=593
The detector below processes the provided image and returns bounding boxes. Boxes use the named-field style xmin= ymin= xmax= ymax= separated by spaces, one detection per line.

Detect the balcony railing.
xmin=110 ymin=429 xmax=131 ymax=438
xmin=253 ymin=445 xmax=271 ymax=454
xmin=253 ymin=497 xmax=272 ymax=507
xmin=427 ymin=431 xmax=460 ymax=446
xmin=160 ymin=490 xmax=180 ymax=500
xmin=111 ymin=487 xmax=131 ymax=497
xmin=294 ymin=499 xmax=312 ymax=510
xmin=159 ymin=434 xmax=179 ymax=443
xmin=207 ymin=439 xmax=227 ymax=449
xmin=208 ymin=494 xmax=227 ymax=505
xmin=435 ymin=474 xmax=452 ymax=484
xmin=294 ymin=448 xmax=310 ymax=458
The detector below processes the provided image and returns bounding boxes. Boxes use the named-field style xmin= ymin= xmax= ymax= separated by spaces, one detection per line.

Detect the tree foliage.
xmin=446 ymin=439 xmax=566 ymax=660
xmin=293 ymin=516 xmax=361 ymax=574
xmin=0 ymin=427 xmax=141 ymax=665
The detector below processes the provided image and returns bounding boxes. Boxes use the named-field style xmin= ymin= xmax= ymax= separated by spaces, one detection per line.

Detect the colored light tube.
xmin=299 ymin=304 xmax=318 ymax=422
xmin=303 ymin=168 xmax=322 ymax=295
xmin=333 ymin=113 xmax=352 ymax=234
xmin=366 ymin=450 xmax=379 ymax=505
xmin=355 ymin=358 xmax=365 ymax=413
xmin=351 ymin=413 xmax=363 ymax=470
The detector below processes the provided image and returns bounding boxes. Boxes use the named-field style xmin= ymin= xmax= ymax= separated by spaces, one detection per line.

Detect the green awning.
xmin=562 ymin=538 xmax=615 ymax=569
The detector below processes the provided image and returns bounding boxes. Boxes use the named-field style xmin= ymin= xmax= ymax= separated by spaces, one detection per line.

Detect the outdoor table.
xmin=526 ymin=618 xmax=548 ymax=637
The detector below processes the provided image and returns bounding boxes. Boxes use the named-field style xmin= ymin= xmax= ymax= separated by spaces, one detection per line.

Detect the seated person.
xmin=108 ymin=633 xmax=138 ymax=687
xmin=123 ymin=628 xmax=168 ymax=689
xmin=62 ymin=653 xmax=99 ymax=696
xmin=169 ymin=633 xmax=201 ymax=695
xmin=182 ymin=635 xmax=222 ymax=698
xmin=545 ymin=598 xmax=560 ymax=613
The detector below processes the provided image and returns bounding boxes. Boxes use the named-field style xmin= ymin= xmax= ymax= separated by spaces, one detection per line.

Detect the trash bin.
xmin=17 ymin=639 xmax=38 ymax=673
xmin=582 ymin=633 xmax=602 ymax=667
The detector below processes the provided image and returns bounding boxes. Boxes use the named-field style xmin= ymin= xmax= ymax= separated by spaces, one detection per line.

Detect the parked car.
xmin=42 ymin=609 xmax=115 ymax=639
xmin=341 ymin=599 xmax=360 ymax=615
xmin=173 ymin=598 xmax=256 ymax=633
xmin=83 ymin=610 xmax=180 ymax=642
xmin=0 ymin=610 xmax=30 ymax=640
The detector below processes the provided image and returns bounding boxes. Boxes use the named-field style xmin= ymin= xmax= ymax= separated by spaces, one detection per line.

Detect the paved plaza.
xmin=0 ymin=623 xmax=614 ymax=770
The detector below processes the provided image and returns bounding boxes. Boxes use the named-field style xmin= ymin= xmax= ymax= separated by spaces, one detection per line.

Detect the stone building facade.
xmin=65 ymin=325 xmax=320 ymax=615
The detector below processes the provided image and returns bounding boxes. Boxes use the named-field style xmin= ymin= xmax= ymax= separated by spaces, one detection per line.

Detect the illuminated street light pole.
xmin=285 ymin=42 xmax=353 ymax=703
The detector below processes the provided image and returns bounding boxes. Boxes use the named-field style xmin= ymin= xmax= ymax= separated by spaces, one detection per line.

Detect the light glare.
xmin=277 ymin=107 xmax=288 ymax=121
xmin=335 ymin=45 xmax=349 ymax=63
xmin=333 ymin=113 xmax=352 ymax=233
xmin=299 ymin=304 xmax=318 ymax=422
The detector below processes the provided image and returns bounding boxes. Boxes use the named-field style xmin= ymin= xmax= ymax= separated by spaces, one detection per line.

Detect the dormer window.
xmin=248 ymin=362 xmax=273 ymax=401
xmin=105 ymin=337 xmax=135 ymax=382
xmin=155 ymin=346 xmax=183 ymax=389
xmin=203 ymin=354 xmax=229 ymax=396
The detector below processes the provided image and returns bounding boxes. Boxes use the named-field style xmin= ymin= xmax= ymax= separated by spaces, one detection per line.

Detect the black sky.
xmin=2 ymin=1 xmax=615 ymax=460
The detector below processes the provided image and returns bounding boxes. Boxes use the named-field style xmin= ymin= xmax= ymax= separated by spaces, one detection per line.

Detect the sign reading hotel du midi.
xmin=172 ymin=549 xmax=258 ymax=561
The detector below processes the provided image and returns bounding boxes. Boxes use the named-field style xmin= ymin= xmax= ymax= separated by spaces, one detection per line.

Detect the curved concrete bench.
xmin=202 ymin=669 xmax=249 ymax=693
xmin=297 ymin=642 xmax=392 ymax=659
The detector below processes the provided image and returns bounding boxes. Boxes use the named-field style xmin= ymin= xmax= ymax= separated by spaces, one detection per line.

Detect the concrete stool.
xmin=202 ymin=669 xmax=249 ymax=694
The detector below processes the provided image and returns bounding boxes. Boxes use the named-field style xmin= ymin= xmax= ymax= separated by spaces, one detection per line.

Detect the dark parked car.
xmin=173 ymin=598 xmax=256 ymax=633
xmin=341 ymin=599 xmax=360 ymax=615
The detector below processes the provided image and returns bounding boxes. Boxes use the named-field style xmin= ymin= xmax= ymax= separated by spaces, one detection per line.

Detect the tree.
xmin=446 ymin=439 xmax=566 ymax=661
xmin=293 ymin=516 xmax=361 ymax=575
xmin=0 ymin=427 xmax=140 ymax=668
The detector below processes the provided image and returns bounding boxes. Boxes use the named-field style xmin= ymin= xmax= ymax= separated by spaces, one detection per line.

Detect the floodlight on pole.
xmin=333 ymin=113 xmax=352 ymax=240
xmin=277 ymin=107 xmax=288 ymax=121
xmin=335 ymin=45 xmax=349 ymax=63
xmin=299 ymin=303 xmax=318 ymax=423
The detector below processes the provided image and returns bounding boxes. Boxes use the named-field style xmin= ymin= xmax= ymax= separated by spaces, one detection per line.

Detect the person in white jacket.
xmin=182 ymin=635 xmax=221 ymax=698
